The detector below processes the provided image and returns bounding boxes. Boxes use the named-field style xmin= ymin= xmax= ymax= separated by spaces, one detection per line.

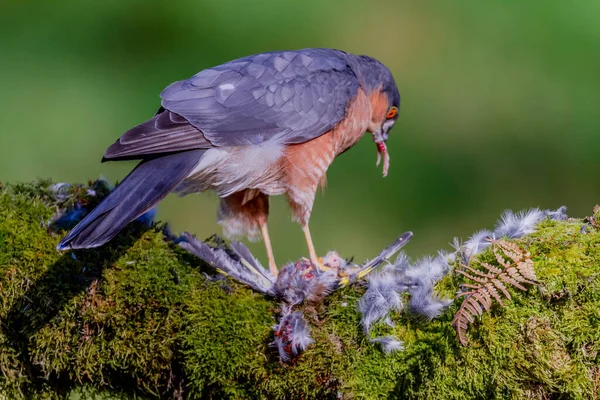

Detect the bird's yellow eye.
xmin=387 ymin=107 xmax=398 ymax=119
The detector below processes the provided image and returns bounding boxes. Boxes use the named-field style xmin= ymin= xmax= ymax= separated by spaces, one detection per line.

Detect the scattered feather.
xmin=359 ymin=271 xmax=405 ymax=334
xmin=370 ymin=336 xmax=404 ymax=354
xmin=271 ymin=311 xmax=313 ymax=362
xmin=463 ymin=230 xmax=494 ymax=261
xmin=351 ymin=232 xmax=413 ymax=279
xmin=544 ymin=206 xmax=568 ymax=221
xmin=409 ymin=283 xmax=452 ymax=320
xmin=179 ymin=233 xmax=276 ymax=295
xmin=495 ymin=208 xmax=546 ymax=239
xmin=359 ymin=252 xmax=453 ymax=341
xmin=405 ymin=255 xmax=449 ymax=284
xmin=452 ymin=206 xmax=568 ymax=265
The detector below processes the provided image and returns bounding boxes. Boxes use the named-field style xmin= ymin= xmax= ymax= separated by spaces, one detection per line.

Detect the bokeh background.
xmin=1 ymin=1 xmax=599 ymax=264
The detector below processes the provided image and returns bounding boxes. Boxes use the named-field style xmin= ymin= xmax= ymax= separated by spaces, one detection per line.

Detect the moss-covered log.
xmin=0 ymin=180 xmax=598 ymax=399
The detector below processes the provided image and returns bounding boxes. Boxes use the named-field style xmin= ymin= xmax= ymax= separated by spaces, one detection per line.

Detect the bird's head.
xmin=370 ymin=80 xmax=400 ymax=177
xmin=346 ymin=54 xmax=400 ymax=177
xmin=352 ymin=56 xmax=400 ymax=177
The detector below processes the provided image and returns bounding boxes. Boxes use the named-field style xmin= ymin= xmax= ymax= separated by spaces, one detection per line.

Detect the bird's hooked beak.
xmin=373 ymin=128 xmax=390 ymax=177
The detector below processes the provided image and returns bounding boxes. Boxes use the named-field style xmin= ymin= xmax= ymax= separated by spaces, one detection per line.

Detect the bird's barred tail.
xmin=57 ymin=150 xmax=204 ymax=250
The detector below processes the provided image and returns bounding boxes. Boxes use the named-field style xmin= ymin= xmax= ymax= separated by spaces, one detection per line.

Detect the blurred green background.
xmin=1 ymin=1 xmax=598 ymax=265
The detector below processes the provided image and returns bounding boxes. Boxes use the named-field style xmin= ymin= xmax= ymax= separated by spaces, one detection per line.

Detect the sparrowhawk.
xmin=58 ymin=48 xmax=401 ymax=275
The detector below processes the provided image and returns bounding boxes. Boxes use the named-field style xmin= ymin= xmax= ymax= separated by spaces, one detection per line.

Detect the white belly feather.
xmin=177 ymin=141 xmax=286 ymax=197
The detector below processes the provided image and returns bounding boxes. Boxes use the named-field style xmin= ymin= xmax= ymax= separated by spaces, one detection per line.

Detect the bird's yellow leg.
xmin=301 ymin=224 xmax=332 ymax=271
xmin=260 ymin=222 xmax=279 ymax=276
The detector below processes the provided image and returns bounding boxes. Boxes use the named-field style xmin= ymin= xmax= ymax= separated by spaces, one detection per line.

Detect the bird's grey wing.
xmin=160 ymin=50 xmax=360 ymax=146
xmin=103 ymin=109 xmax=213 ymax=160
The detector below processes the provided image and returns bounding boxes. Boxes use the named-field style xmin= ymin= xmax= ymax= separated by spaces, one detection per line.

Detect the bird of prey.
xmin=58 ymin=48 xmax=401 ymax=276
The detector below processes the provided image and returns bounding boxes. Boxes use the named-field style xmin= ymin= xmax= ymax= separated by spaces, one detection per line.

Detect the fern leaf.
xmin=452 ymin=240 xmax=537 ymax=346
xmin=496 ymin=239 xmax=527 ymax=256
xmin=484 ymin=282 xmax=505 ymax=306
xmin=491 ymin=278 xmax=511 ymax=301
xmin=464 ymin=298 xmax=484 ymax=316
xmin=517 ymin=258 xmax=537 ymax=281
xmin=459 ymin=283 xmax=482 ymax=290
xmin=493 ymin=247 xmax=510 ymax=268
xmin=456 ymin=270 xmax=489 ymax=284
xmin=479 ymin=261 xmax=503 ymax=275
xmin=499 ymin=270 xmax=528 ymax=291
xmin=463 ymin=264 xmax=496 ymax=278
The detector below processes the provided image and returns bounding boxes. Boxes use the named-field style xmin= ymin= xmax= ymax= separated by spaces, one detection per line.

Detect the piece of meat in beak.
xmin=375 ymin=141 xmax=390 ymax=177
xmin=373 ymin=129 xmax=390 ymax=177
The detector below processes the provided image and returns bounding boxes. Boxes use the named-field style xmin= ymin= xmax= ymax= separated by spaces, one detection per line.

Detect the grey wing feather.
xmin=104 ymin=110 xmax=212 ymax=160
xmin=161 ymin=49 xmax=359 ymax=146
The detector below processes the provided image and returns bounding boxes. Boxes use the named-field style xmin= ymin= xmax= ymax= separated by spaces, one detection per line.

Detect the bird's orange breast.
xmin=280 ymin=88 xmax=373 ymax=222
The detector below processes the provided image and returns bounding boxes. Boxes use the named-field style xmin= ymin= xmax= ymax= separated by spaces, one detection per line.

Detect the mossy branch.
xmin=0 ymin=180 xmax=599 ymax=399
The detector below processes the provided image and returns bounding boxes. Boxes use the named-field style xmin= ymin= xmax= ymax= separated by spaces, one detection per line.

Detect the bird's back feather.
xmin=160 ymin=49 xmax=359 ymax=147
xmin=104 ymin=49 xmax=363 ymax=162
xmin=103 ymin=110 xmax=212 ymax=161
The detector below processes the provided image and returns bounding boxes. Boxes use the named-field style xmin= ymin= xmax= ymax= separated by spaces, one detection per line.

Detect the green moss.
xmin=0 ymin=179 xmax=598 ymax=399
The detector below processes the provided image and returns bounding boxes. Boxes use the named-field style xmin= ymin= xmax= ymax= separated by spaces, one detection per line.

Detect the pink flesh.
xmin=375 ymin=142 xmax=390 ymax=177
